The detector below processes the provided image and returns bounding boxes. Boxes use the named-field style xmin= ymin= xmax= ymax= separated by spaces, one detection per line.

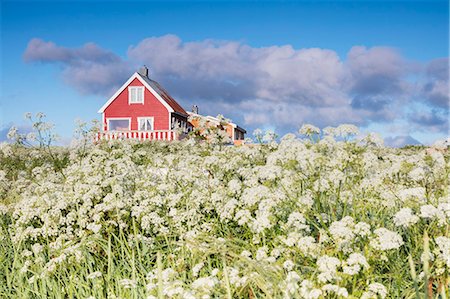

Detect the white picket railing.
xmin=96 ymin=130 xmax=178 ymax=141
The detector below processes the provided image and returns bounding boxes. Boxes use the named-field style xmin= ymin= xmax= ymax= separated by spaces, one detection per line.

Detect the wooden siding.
xmin=103 ymin=78 xmax=169 ymax=131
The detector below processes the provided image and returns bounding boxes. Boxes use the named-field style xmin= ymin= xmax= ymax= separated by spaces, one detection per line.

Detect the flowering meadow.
xmin=0 ymin=117 xmax=449 ymax=298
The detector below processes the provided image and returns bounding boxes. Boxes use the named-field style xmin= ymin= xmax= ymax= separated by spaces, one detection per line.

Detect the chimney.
xmin=192 ymin=105 xmax=199 ymax=114
xmin=139 ymin=65 xmax=149 ymax=77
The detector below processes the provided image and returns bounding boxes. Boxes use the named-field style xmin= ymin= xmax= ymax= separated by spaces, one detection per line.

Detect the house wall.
xmin=225 ymin=124 xmax=234 ymax=140
xmin=189 ymin=117 xmax=236 ymax=142
xmin=103 ymin=78 xmax=169 ymax=131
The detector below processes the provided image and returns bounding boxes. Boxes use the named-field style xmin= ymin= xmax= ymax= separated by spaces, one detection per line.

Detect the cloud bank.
xmin=24 ymin=38 xmax=132 ymax=95
xmin=23 ymin=35 xmax=449 ymax=144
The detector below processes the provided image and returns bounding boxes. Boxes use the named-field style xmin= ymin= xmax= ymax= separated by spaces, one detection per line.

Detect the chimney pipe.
xmin=139 ymin=65 xmax=149 ymax=77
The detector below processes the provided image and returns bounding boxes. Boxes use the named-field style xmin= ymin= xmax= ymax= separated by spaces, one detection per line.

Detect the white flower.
xmin=335 ymin=124 xmax=359 ymax=138
xmin=323 ymin=126 xmax=336 ymax=136
xmin=119 ymin=279 xmax=137 ymax=289
xmin=87 ymin=223 xmax=102 ymax=234
xmin=432 ymin=137 xmax=450 ymax=149
xmin=299 ymin=124 xmax=320 ymax=136
xmin=370 ymin=228 xmax=404 ymax=251
xmin=329 ymin=216 xmax=355 ymax=248
xmin=317 ymin=255 xmax=341 ymax=283
xmin=398 ymin=187 xmax=426 ymax=203
xmin=240 ymin=250 xmax=251 ymax=258
xmin=343 ymin=253 xmax=369 ymax=275
xmin=256 ymin=246 xmax=267 ymax=261
xmin=393 ymin=208 xmax=419 ymax=228
xmin=408 ymin=167 xmax=425 ymax=181
xmin=192 ymin=262 xmax=204 ymax=277
xmin=420 ymin=204 xmax=446 ymax=224
xmin=322 ymin=284 xmax=349 ymax=298
xmin=286 ymin=212 xmax=309 ymax=231
xmin=191 ymin=276 xmax=218 ymax=292
xmin=354 ymin=222 xmax=371 ymax=236
xmin=435 ymin=236 xmax=450 ymax=268
xmin=7 ymin=126 xmax=18 ymax=140
xmin=361 ymin=282 xmax=387 ymax=299
xmin=420 ymin=205 xmax=439 ymax=218
xmin=284 ymin=271 xmax=301 ymax=294
xmin=283 ymin=260 xmax=295 ymax=271
xmin=299 ymin=280 xmax=322 ymax=299
xmin=87 ymin=271 xmax=102 ymax=279
xmin=31 ymin=243 xmax=44 ymax=254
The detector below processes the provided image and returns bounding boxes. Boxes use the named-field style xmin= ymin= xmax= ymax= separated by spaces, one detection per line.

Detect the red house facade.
xmin=97 ymin=66 xmax=246 ymax=143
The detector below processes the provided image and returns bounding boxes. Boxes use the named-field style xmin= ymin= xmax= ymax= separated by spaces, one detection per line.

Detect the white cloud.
xmin=23 ymin=35 xmax=449 ymax=136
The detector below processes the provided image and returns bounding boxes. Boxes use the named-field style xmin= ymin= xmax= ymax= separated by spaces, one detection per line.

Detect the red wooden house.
xmin=97 ymin=66 xmax=246 ymax=144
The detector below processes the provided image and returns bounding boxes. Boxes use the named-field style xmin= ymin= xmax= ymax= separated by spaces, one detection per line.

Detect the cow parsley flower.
xmin=283 ymin=260 xmax=295 ymax=271
xmin=329 ymin=216 xmax=355 ymax=247
xmin=192 ymin=262 xmax=204 ymax=277
xmin=420 ymin=205 xmax=439 ymax=218
xmin=322 ymin=284 xmax=349 ymax=298
xmin=370 ymin=228 xmax=404 ymax=251
xmin=87 ymin=223 xmax=102 ymax=234
xmin=299 ymin=124 xmax=321 ymax=136
xmin=317 ymin=255 xmax=341 ymax=283
xmin=393 ymin=208 xmax=419 ymax=228
xmin=7 ymin=126 xmax=18 ymax=140
xmin=120 ymin=279 xmax=137 ymax=289
xmin=354 ymin=222 xmax=371 ymax=236
xmin=361 ymin=282 xmax=387 ymax=299
xmin=284 ymin=271 xmax=301 ymax=294
xmin=87 ymin=271 xmax=102 ymax=279
xmin=408 ymin=167 xmax=425 ymax=181
xmin=398 ymin=187 xmax=426 ymax=203
xmin=299 ymin=280 xmax=322 ymax=299
xmin=286 ymin=212 xmax=309 ymax=232
xmin=435 ymin=236 xmax=450 ymax=268
xmin=256 ymin=246 xmax=268 ymax=261
xmin=240 ymin=250 xmax=251 ymax=258
xmin=342 ymin=253 xmax=369 ymax=275
xmin=335 ymin=124 xmax=359 ymax=138
xmin=191 ymin=276 xmax=218 ymax=292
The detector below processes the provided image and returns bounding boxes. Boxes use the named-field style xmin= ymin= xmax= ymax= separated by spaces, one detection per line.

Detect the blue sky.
xmin=1 ymin=0 xmax=449 ymax=146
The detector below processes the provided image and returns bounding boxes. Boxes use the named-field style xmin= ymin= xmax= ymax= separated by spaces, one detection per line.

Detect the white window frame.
xmin=137 ymin=117 xmax=154 ymax=131
xmin=107 ymin=117 xmax=131 ymax=131
xmin=128 ymin=86 xmax=145 ymax=104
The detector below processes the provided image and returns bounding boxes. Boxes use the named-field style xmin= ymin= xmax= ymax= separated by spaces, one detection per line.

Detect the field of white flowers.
xmin=0 ymin=117 xmax=449 ymax=298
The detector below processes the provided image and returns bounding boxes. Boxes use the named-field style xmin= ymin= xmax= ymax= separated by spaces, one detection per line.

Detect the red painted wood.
xmin=103 ymin=78 xmax=169 ymax=130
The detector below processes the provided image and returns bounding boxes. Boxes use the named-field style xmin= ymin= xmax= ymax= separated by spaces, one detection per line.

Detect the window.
xmin=235 ymin=129 xmax=244 ymax=140
xmin=138 ymin=117 xmax=154 ymax=131
xmin=128 ymin=86 xmax=144 ymax=104
xmin=108 ymin=119 xmax=130 ymax=131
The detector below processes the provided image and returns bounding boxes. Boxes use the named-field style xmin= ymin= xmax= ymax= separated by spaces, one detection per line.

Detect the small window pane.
xmin=129 ymin=87 xmax=143 ymax=103
xmin=130 ymin=88 xmax=136 ymax=102
xmin=137 ymin=89 xmax=143 ymax=102
xmin=146 ymin=119 xmax=153 ymax=130
xmin=109 ymin=119 xmax=129 ymax=131
xmin=138 ymin=118 xmax=153 ymax=131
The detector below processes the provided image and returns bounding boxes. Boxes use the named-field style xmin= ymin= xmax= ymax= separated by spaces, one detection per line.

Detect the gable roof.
xmin=98 ymin=72 xmax=188 ymax=115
